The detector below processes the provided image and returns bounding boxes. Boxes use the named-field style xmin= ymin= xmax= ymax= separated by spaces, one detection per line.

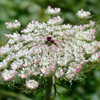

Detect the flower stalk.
xmin=46 ymin=77 xmax=52 ymax=100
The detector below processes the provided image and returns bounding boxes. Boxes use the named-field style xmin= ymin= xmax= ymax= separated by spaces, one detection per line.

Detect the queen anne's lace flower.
xmin=0 ymin=7 xmax=100 ymax=90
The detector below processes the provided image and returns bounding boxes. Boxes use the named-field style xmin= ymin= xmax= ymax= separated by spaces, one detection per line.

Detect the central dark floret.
xmin=47 ymin=37 xmax=51 ymax=41
xmin=45 ymin=37 xmax=55 ymax=46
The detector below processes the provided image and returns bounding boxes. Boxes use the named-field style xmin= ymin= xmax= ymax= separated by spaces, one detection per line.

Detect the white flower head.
xmin=46 ymin=6 xmax=61 ymax=15
xmin=77 ymin=9 xmax=91 ymax=19
xmin=1 ymin=70 xmax=17 ymax=81
xmin=25 ymin=80 xmax=39 ymax=90
xmin=5 ymin=20 xmax=21 ymax=30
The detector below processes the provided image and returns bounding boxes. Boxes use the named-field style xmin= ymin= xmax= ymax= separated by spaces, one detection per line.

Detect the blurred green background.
xmin=0 ymin=0 xmax=100 ymax=100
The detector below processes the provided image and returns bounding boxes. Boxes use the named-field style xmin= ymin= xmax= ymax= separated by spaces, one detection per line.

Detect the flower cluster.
xmin=5 ymin=20 xmax=21 ymax=30
xmin=0 ymin=7 xmax=99 ymax=90
xmin=77 ymin=9 xmax=91 ymax=19
xmin=47 ymin=16 xmax=62 ymax=25
xmin=25 ymin=80 xmax=39 ymax=90
xmin=46 ymin=6 xmax=61 ymax=15
xmin=1 ymin=70 xmax=17 ymax=81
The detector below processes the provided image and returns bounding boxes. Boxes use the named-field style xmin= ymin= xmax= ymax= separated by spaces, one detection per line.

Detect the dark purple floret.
xmin=50 ymin=40 xmax=55 ymax=44
xmin=47 ymin=37 xmax=51 ymax=41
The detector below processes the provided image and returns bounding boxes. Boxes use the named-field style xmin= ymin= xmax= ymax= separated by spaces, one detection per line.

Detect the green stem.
xmin=46 ymin=77 xmax=52 ymax=100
